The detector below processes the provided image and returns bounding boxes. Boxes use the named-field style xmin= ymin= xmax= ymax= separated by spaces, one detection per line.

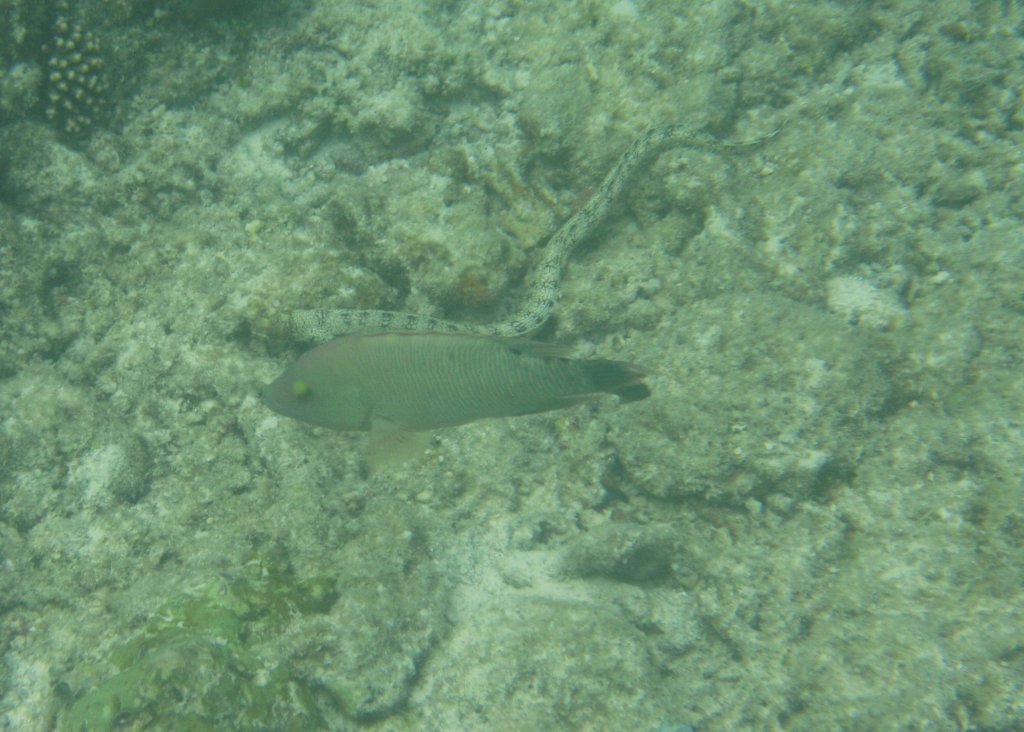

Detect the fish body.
xmin=262 ymin=332 xmax=649 ymax=432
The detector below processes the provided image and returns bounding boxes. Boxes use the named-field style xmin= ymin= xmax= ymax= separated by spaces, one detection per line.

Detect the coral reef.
xmin=2 ymin=1 xmax=1023 ymax=731
xmin=42 ymin=5 xmax=107 ymax=137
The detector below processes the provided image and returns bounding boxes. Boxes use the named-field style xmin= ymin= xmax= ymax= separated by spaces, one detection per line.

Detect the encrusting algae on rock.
xmin=286 ymin=124 xmax=773 ymax=342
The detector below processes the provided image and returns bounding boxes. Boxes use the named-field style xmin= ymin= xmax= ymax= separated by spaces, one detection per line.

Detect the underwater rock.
xmin=560 ymin=522 xmax=679 ymax=584
xmin=411 ymin=596 xmax=673 ymax=730
xmin=611 ymin=292 xmax=891 ymax=503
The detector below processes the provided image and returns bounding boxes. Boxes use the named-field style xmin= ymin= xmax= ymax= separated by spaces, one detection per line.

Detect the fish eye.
xmin=291 ymin=380 xmax=311 ymax=398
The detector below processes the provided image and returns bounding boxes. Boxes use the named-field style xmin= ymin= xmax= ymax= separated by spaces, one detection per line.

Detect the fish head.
xmin=262 ymin=349 xmax=371 ymax=431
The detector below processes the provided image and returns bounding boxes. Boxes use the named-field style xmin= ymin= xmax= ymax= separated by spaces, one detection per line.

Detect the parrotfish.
xmin=262 ymin=332 xmax=649 ymax=433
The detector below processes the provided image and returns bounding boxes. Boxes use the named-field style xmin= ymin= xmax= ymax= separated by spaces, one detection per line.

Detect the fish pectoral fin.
xmin=366 ymin=429 xmax=433 ymax=473
xmin=370 ymin=413 xmax=403 ymax=432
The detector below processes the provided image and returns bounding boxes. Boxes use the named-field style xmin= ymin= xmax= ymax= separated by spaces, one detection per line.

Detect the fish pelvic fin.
xmin=366 ymin=429 xmax=433 ymax=474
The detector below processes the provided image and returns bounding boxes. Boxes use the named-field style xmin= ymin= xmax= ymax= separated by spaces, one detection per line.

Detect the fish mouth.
xmin=261 ymin=383 xmax=280 ymax=410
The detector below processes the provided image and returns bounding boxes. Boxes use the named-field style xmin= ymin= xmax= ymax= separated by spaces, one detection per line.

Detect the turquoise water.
xmin=1 ymin=1 xmax=1021 ymax=729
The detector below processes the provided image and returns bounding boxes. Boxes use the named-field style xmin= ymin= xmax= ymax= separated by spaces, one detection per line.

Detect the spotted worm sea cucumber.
xmin=288 ymin=124 xmax=771 ymax=342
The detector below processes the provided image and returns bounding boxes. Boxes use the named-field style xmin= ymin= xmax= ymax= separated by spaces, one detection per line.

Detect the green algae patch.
xmin=57 ymin=568 xmax=342 ymax=732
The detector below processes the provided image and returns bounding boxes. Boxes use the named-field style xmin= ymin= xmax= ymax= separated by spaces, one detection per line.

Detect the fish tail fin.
xmin=582 ymin=359 xmax=651 ymax=403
